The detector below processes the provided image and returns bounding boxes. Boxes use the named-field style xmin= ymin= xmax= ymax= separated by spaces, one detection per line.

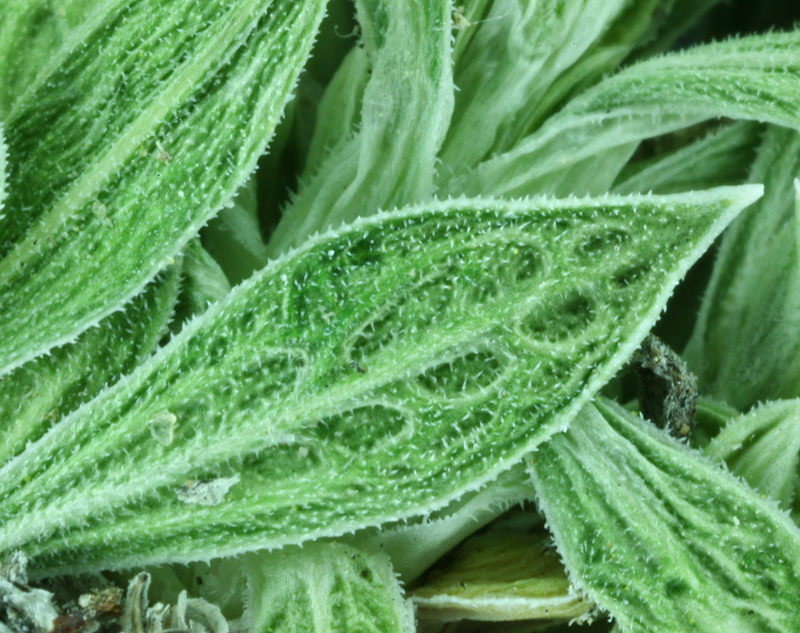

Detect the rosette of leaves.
xmin=2 ymin=1 xmax=800 ymax=632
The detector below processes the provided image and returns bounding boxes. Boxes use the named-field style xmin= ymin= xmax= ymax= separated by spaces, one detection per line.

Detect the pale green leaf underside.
xmin=0 ymin=187 xmax=759 ymax=576
xmin=685 ymin=126 xmax=800 ymax=409
xmin=613 ymin=121 xmax=762 ymax=195
xmin=266 ymin=0 xmax=454 ymax=255
xmin=437 ymin=0 xmax=632 ymax=182
xmin=529 ymin=398 xmax=800 ymax=633
xmin=0 ymin=0 xmax=327 ymax=377
xmin=243 ymin=543 xmax=414 ymax=633
xmin=704 ymin=399 xmax=800 ymax=510
xmin=465 ymin=31 xmax=800 ymax=198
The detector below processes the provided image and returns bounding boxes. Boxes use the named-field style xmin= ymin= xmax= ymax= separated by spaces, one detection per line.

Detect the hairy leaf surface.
xmin=465 ymin=31 xmax=800 ymax=198
xmin=705 ymin=399 xmax=800 ymax=510
xmin=0 ymin=0 xmax=327 ymax=377
xmin=529 ymin=398 xmax=800 ymax=633
xmin=685 ymin=128 xmax=800 ymax=409
xmin=243 ymin=543 xmax=414 ymax=633
xmin=0 ymin=187 xmax=760 ymax=575
xmin=0 ymin=265 xmax=180 ymax=466
xmin=266 ymin=0 xmax=455 ymax=255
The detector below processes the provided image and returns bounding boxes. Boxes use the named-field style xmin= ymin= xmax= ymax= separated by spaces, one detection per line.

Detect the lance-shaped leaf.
xmin=613 ymin=121 xmax=762 ymax=195
xmin=436 ymin=0 xmax=633 ymax=183
xmin=529 ymin=398 xmax=800 ymax=633
xmin=0 ymin=0 xmax=328 ymax=377
xmin=704 ymin=399 xmax=800 ymax=510
xmin=0 ymin=186 xmax=760 ymax=576
xmin=242 ymin=543 xmax=414 ymax=633
xmin=464 ymin=31 xmax=800 ymax=198
xmin=0 ymin=264 xmax=180 ymax=466
xmin=266 ymin=0 xmax=455 ymax=255
xmin=685 ymin=128 xmax=800 ymax=410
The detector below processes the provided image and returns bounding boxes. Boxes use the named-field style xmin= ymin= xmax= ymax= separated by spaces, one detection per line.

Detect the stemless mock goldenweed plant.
xmin=2 ymin=1 xmax=800 ymax=632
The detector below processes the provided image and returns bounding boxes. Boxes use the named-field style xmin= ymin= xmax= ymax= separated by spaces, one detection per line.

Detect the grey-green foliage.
xmin=437 ymin=0 xmax=636 ymax=182
xmin=0 ymin=0 xmax=328 ymax=377
xmin=463 ymin=31 xmax=800 ymax=199
xmin=613 ymin=121 xmax=763 ymax=195
xmin=705 ymin=399 xmax=800 ymax=510
xmin=242 ymin=543 xmax=414 ymax=633
xmin=529 ymin=398 xmax=800 ymax=633
xmin=266 ymin=0 xmax=454 ymax=255
xmin=0 ymin=187 xmax=758 ymax=576
xmin=0 ymin=263 xmax=180 ymax=466
xmin=685 ymin=126 xmax=800 ymax=410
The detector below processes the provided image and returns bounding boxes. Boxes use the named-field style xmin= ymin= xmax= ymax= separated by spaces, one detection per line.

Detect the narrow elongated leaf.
xmin=685 ymin=127 xmax=800 ymax=409
xmin=0 ymin=187 xmax=760 ymax=576
xmin=465 ymin=31 xmax=800 ymax=198
xmin=0 ymin=0 xmax=327 ymax=377
xmin=529 ymin=398 xmax=800 ymax=633
xmin=436 ymin=0 xmax=632 ymax=183
xmin=266 ymin=0 xmax=455 ymax=255
xmin=242 ymin=543 xmax=414 ymax=633
xmin=302 ymin=45 xmax=371 ymax=179
xmin=170 ymin=239 xmax=231 ymax=334
xmin=613 ymin=121 xmax=762 ymax=195
xmin=705 ymin=399 xmax=800 ymax=510
xmin=0 ymin=265 xmax=180 ymax=466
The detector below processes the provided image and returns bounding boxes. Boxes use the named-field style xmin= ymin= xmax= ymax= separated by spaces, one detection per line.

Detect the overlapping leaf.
xmin=266 ymin=0 xmax=454 ymax=255
xmin=685 ymin=127 xmax=800 ymax=409
xmin=0 ymin=187 xmax=759 ymax=576
xmin=0 ymin=0 xmax=327 ymax=377
xmin=529 ymin=398 xmax=800 ymax=632
xmin=243 ymin=543 xmax=414 ymax=633
xmin=464 ymin=31 xmax=800 ymax=198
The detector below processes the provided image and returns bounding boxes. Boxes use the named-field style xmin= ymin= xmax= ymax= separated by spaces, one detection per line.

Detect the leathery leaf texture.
xmin=529 ymin=398 xmax=800 ymax=633
xmin=0 ymin=186 xmax=760 ymax=576
xmin=0 ymin=0 xmax=327 ymax=377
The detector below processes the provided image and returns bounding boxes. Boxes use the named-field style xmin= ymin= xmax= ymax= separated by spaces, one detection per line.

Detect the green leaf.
xmin=613 ymin=121 xmax=762 ymax=195
xmin=704 ymin=399 xmax=800 ymax=510
xmin=170 ymin=238 xmax=231 ymax=333
xmin=201 ymin=176 xmax=268 ymax=287
xmin=349 ymin=462 xmax=533 ymax=583
xmin=242 ymin=543 xmax=414 ymax=633
xmin=0 ymin=264 xmax=180 ymax=466
xmin=410 ymin=516 xmax=594 ymax=624
xmin=0 ymin=125 xmax=6 ymax=217
xmin=0 ymin=187 xmax=759 ymax=576
xmin=684 ymin=127 xmax=800 ymax=409
xmin=266 ymin=0 xmax=455 ymax=255
xmin=529 ymin=398 xmax=800 ymax=633
xmin=464 ymin=31 xmax=800 ymax=198
xmin=437 ymin=0 xmax=637 ymax=183
xmin=0 ymin=0 xmax=97 ymax=115
xmin=0 ymin=0 xmax=327 ymax=377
